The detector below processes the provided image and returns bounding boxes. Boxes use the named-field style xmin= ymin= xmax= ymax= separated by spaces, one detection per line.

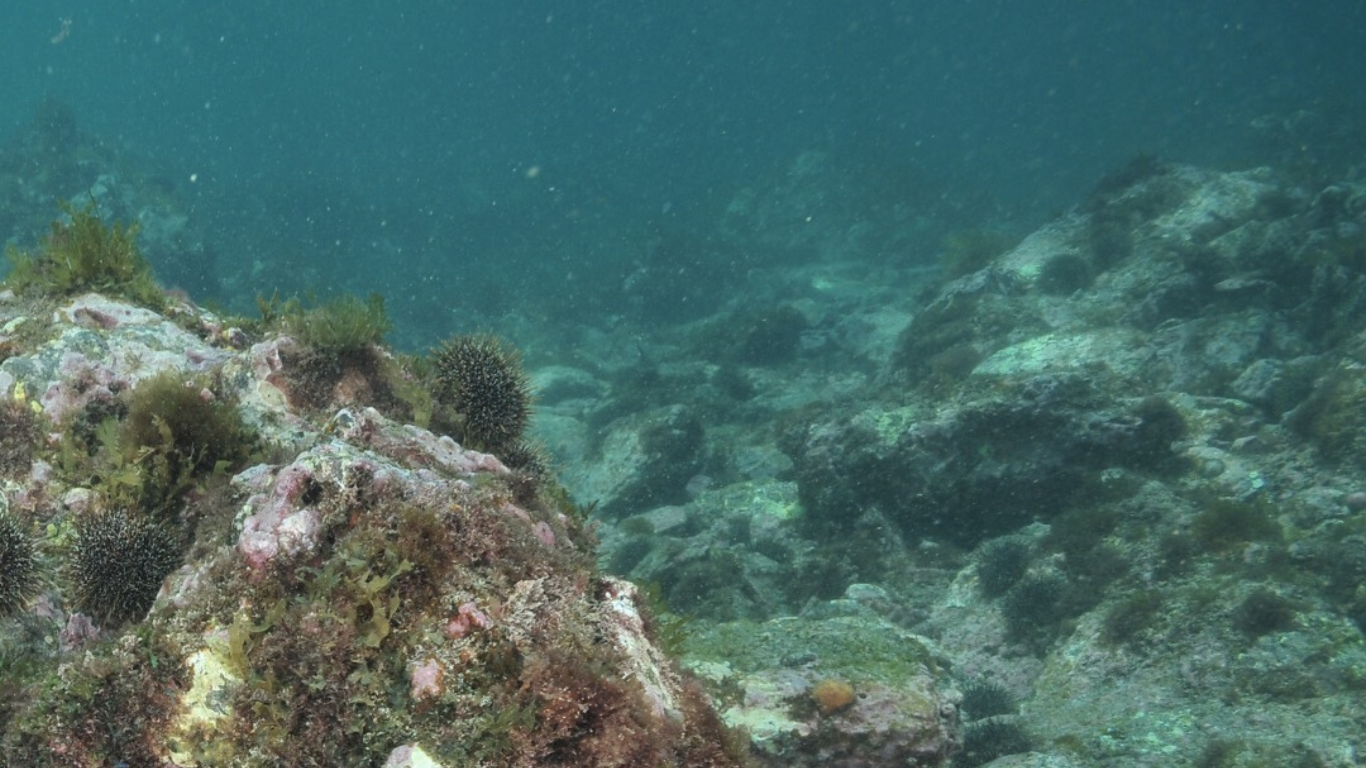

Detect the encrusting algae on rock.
xmin=0 ymin=208 xmax=747 ymax=766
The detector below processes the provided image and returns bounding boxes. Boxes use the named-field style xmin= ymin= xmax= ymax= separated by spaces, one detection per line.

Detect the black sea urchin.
xmin=959 ymin=680 xmax=1018 ymax=721
xmin=432 ymin=334 xmax=533 ymax=451
xmin=975 ymin=536 xmax=1032 ymax=598
xmin=0 ymin=511 xmax=40 ymax=618
xmin=957 ymin=718 xmax=1032 ymax=767
xmin=70 ymin=509 xmax=180 ymax=626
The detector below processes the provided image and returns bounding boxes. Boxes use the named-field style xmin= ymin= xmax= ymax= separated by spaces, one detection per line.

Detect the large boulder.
xmin=684 ymin=596 xmax=958 ymax=768
xmin=0 ymin=291 xmax=743 ymax=767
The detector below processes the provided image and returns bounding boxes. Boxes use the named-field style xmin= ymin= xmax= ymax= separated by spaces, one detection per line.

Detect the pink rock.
xmin=597 ymin=578 xmax=684 ymax=723
xmin=9 ymin=461 xmax=58 ymax=512
xmin=28 ymin=459 xmax=51 ymax=483
xmin=338 ymin=407 xmax=509 ymax=476
xmin=410 ymin=657 xmax=444 ymax=700
xmin=249 ymin=337 xmax=293 ymax=403
xmin=445 ymin=601 xmax=494 ymax=639
xmin=61 ymin=613 xmax=100 ymax=651
xmin=40 ymin=352 xmax=120 ymax=424
xmin=237 ymin=527 xmax=280 ymax=572
xmin=250 ymin=337 xmax=290 ymax=379
xmin=63 ymin=293 xmax=163 ymax=328
xmin=532 ymin=520 xmax=556 ymax=548
xmin=236 ymin=463 xmax=323 ymax=572
xmin=382 ymin=745 xmax=433 ymax=768
xmin=32 ymin=594 xmax=62 ymax=621
xmin=275 ymin=508 xmax=321 ymax=555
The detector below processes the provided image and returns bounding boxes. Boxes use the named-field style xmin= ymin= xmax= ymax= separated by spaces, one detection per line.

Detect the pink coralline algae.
xmin=60 ymin=613 xmax=100 ymax=651
xmin=236 ymin=463 xmax=324 ymax=572
xmin=7 ymin=461 xmax=58 ymax=514
xmin=62 ymin=293 xmax=163 ymax=329
xmin=40 ymin=352 xmax=121 ymax=425
xmin=337 ymin=406 xmax=508 ymax=475
xmin=409 ymin=657 xmax=444 ymax=701
xmin=445 ymin=601 xmax=494 ymax=639
xmin=233 ymin=421 xmax=514 ymax=575
xmin=250 ymin=337 xmax=288 ymax=380
xmin=501 ymin=502 xmax=568 ymax=550
xmin=17 ymin=297 xmax=229 ymax=426
xmin=531 ymin=520 xmax=556 ymax=548
xmin=247 ymin=336 xmax=294 ymax=408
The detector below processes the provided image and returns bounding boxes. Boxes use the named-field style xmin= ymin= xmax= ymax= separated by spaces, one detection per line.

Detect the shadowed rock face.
xmin=567 ymin=403 xmax=706 ymax=519
xmin=790 ymin=164 xmax=1366 ymax=549
xmin=788 ymin=372 xmax=1188 ymax=547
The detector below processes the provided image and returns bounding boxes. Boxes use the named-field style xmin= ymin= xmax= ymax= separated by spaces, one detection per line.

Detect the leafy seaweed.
xmin=95 ymin=370 xmax=255 ymax=516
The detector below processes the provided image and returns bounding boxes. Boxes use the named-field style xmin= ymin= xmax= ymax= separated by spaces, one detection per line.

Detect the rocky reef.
xmin=554 ymin=152 xmax=1366 ymax=767
xmin=0 ymin=286 xmax=743 ymax=766
xmin=8 ymin=119 xmax=1366 ymax=768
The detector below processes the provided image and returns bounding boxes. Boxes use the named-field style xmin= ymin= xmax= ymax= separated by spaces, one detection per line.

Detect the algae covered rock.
xmin=0 ymin=290 xmax=743 ymax=767
xmin=684 ymin=608 xmax=958 ymax=767
xmin=787 ymin=374 xmax=1187 ymax=546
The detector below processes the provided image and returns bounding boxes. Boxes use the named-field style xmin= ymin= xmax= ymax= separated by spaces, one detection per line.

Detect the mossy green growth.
xmin=1190 ymin=497 xmax=1282 ymax=553
xmin=684 ymin=615 xmax=934 ymax=682
xmin=1100 ymin=590 xmax=1164 ymax=647
xmin=1036 ymin=252 xmax=1094 ymax=295
xmin=1045 ymin=506 xmax=1130 ymax=592
xmin=96 ymin=370 xmax=255 ymax=516
xmin=1286 ymin=366 xmax=1366 ymax=466
xmin=0 ymin=627 xmax=184 ymax=765
xmin=387 ymin=353 xmax=436 ymax=428
xmin=636 ymin=580 xmax=691 ymax=658
xmin=4 ymin=200 xmax=164 ymax=310
xmin=0 ymin=399 xmax=44 ymax=476
xmin=1232 ymin=587 xmax=1297 ymax=638
xmin=207 ymin=517 xmax=425 ymax=766
xmin=1045 ymin=506 xmax=1120 ymax=560
xmin=280 ymin=292 xmax=391 ymax=354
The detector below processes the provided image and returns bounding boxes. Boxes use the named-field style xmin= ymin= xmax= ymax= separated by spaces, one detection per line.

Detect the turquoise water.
xmin=5 ymin=5 xmax=1366 ymax=765
xmin=4 ymin=2 xmax=1360 ymax=346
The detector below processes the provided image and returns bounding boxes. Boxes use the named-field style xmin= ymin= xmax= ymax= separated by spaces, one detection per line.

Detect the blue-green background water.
xmin=3 ymin=1 xmax=1363 ymax=344
xmin=4 ymin=8 xmax=1366 ymax=763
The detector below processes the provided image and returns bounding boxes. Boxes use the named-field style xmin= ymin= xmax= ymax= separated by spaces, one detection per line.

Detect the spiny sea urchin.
xmin=69 ymin=509 xmax=180 ymax=626
xmin=959 ymin=680 xmax=1017 ymax=721
xmin=975 ymin=536 xmax=1032 ymax=598
xmin=499 ymin=438 xmax=552 ymax=477
xmin=958 ymin=718 xmax=1032 ymax=767
xmin=431 ymin=334 xmax=533 ymax=452
xmin=0 ymin=511 xmax=40 ymax=618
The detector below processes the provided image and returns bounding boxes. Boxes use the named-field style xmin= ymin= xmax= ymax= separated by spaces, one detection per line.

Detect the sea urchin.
xmin=0 ymin=511 xmax=40 ymax=618
xmin=431 ymin=334 xmax=533 ymax=452
xmin=69 ymin=509 xmax=180 ymax=627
